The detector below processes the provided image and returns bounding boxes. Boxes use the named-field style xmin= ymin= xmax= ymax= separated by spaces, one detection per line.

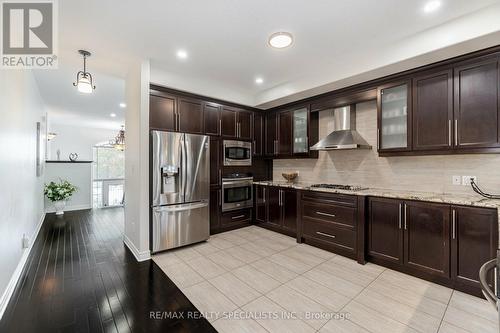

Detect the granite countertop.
xmin=253 ymin=180 xmax=500 ymax=210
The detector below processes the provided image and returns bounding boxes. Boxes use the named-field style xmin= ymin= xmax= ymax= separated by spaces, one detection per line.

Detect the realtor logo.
xmin=1 ymin=0 xmax=58 ymax=68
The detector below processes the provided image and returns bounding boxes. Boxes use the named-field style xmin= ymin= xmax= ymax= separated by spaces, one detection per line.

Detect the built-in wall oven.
xmin=223 ymin=140 xmax=252 ymax=166
xmin=221 ymin=175 xmax=253 ymax=212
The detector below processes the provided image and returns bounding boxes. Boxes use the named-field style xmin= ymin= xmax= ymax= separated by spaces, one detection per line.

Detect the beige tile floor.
xmin=152 ymin=226 xmax=499 ymax=333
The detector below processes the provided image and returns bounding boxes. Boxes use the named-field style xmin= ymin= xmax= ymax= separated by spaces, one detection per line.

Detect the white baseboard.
xmin=0 ymin=212 xmax=46 ymax=320
xmin=45 ymin=204 xmax=92 ymax=213
xmin=123 ymin=234 xmax=151 ymax=262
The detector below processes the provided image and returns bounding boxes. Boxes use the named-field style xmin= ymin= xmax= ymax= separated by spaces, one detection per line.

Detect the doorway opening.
xmin=92 ymin=145 xmax=125 ymax=208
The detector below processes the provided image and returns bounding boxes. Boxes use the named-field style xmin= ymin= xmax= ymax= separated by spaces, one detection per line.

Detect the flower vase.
xmin=54 ymin=200 xmax=66 ymax=215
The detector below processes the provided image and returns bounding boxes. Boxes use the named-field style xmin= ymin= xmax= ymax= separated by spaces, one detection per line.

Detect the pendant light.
xmin=110 ymin=125 xmax=125 ymax=151
xmin=73 ymin=50 xmax=96 ymax=93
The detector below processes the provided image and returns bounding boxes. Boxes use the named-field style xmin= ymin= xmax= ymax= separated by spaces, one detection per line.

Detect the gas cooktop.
xmin=310 ymin=184 xmax=368 ymax=191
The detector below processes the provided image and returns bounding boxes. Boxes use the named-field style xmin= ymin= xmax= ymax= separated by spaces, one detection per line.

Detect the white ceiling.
xmin=41 ymin=0 xmax=500 ymax=119
xmin=34 ymin=66 xmax=125 ymax=129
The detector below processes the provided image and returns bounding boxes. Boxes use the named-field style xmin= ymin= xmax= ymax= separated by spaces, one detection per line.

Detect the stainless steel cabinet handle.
xmin=398 ymin=203 xmax=402 ymax=229
xmin=219 ymin=119 xmax=222 ymax=136
xmin=452 ymin=209 xmax=456 ymax=239
xmin=232 ymin=214 xmax=245 ymax=220
xmin=316 ymin=231 xmax=336 ymax=239
xmin=263 ymin=187 xmax=266 ymax=203
xmin=218 ymin=189 xmax=221 ymax=206
xmin=253 ymin=140 xmax=256 ymax=155
xmin=219 ymin=170 xmax=222 ymax=185
xmin=448 ymin=120 xmax=452 ymax=146
xmin=377 ymin=128 xmax=380 ymax=150
xmin=316 ymin=211 xmax=336 ymax=218
xmin=454 ymin=119 xmax=458 ymax=146
xmin=404 ymin=204 xmax=407 ymax=230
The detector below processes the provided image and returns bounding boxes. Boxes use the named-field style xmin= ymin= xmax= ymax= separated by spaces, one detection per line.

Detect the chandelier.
xmin=110 ymin=126 xmax=125 ymax=151
xmin=73 ymin=50 xmax=96 ymax=94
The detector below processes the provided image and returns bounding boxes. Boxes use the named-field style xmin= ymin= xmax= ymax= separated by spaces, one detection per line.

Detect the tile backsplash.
xmin=273 ymin=100 xmax=500 ymax=195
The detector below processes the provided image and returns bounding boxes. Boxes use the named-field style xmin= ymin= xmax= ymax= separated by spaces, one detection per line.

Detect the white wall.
xmin=44 ymin=163 xmax=92 ymax=212
xmin=0 ymin=70 xmax=46 ymax=318
xmin=124 ymin=60 xmax=151 ymax=261
xmin=47 ymin=124 xmax=117 ymax=161
xmin=274 ymin=101 xmax=500 ymax=195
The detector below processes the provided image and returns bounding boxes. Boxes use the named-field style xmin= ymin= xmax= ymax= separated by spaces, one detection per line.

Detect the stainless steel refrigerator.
xmin=151 ymin=130 xmax=210 ymax=253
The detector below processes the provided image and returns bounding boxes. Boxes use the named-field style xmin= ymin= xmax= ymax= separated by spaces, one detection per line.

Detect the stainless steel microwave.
xmin=223 ymin=140 xmax=252 ymax=166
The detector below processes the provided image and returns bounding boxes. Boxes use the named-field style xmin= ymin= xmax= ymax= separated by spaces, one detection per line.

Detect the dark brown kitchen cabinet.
xmin=253 ymin=112 xmax=264 ymax=157
xmin=454 ymin=56 xmax=500 ymax=149
xmin=300 ymin=191 xmax=359 ymax=260
xmin=150 ymin=92 xmax=177 ymax=131
xmin=220 ymin=106 xmax=253 ymax=139
xmin=404 ymin=201 xmax=450 ymax=278
xmin=204 ymin=102 xmax=220 ymax=136
xmin=221 ymin=107 xmax=237 ymax=137
xmin=210 ymin=188 xmax=221 ymax=233
xmin=278 ymin=111 xmax=293 ymax=156
xmin=255 ymin=185 xmax=267 ymax=223
xmin=265 ymin=113 xmax=278 ymax=156
xmin=255 ymin=185 xmax=297 ymax=237
xmin=281 ymin=189 xmax=297 ymax=233
xmin=377 ymin=80 xmax=412 ymax=153
xmin=367 ymin=197 xmax=403 ymax=264
xmin=209 ymin=137 xmax=221 ymax=187
xmin=177 ymin=97 xmax=204 ymax=134
xmin=221 ymin=208 xmax=252 ymax=227
xmin=238 ymin=110 xmax=253 ymax=140
xmin=451 ymin=206 xmax=498 ymax=291
xmin=412 ymin=69 xmax=453 ymax=151
xmin=267 ymin=186 xmax=281 ymax=227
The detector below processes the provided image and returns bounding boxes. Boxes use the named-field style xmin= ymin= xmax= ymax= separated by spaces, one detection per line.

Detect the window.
xmin=93 ymin=146 xmax=124 ymax=208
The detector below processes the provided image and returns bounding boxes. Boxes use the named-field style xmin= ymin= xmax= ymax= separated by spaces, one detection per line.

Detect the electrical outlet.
xmin=452 ymin=176 xmax=461 ymax=185
xmin=462 ymin=176 xmax=477 ymax=186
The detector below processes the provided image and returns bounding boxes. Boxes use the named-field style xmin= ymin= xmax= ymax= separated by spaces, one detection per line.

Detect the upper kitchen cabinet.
xmin=253 ymin=112 xmax=264 ymax=157
xmin=150 ymin=91 xmax=177 ymax=131
xmin=278 ymin=111 xmax=293 ymax=156
xmin=177 ymin=97 xmax=204 ymax=134
xmin=221 ymin=106 xmax=253 ymax=140
xmin=265 ymin=113 xmax=278 ymax=156
xmin=412 ymin=69 xmax=453 ymax=151
xmin=454 ymin=56 xmax=500 ymax=149
xmin=377 ymin=80 xmax=412 ymax=153
xmin=265 ymin=105 xmax=317 ymax=158
xmin=204 ymin=102 xmax=221 ymax=136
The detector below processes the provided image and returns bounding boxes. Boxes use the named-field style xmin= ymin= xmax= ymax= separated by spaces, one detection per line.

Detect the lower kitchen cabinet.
xmin=367 ymin=197 xmax=403 ymax=264
xmin=451 ymin=205 xmax=498 ymax=292
xmin=300 ymin=191 xmax=360 ymax=261
xmin=404 ymin=201 xmax=450 ymax=279
xmin=221 ymin=208 xmax=252 ymax=227
xmin=209 ymin=188 xmax=221 ymax=234
xmin=367 ymin=196 xmax=498 ymax=296
xmin=254 ymin=185 xmax=297 ymax=237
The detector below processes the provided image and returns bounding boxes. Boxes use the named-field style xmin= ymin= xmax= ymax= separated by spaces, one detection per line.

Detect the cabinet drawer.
xmin=302 ymin=202 xmax=356 ymax=227
xmin=221 ymin=209 xmax=252 ymax=226
xmin=303 ymin=219 xmax=356 ymax=251
xmin=302 ymin=191 xmax=357 ymax=208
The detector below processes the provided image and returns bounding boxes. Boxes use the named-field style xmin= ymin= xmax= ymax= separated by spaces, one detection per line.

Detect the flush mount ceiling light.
xmin=119 ymin=103 xmax=126 ymax=108
xmin=110 ymin=113 xmax=116 ymax=118
xmin=176 ymin=49 xmax=188 ymax=59
xmin=268 ymin=32 xmax=293 ymax=49
xmin=73 ymin=50 xmax=96 ymax=94
xmin=255 ymin=77 xmax=264 ymax=84
xmin=47 ymin=132 xmax=57 ymax=141
xmin=423 ymin=0 xmax=441 ymax=13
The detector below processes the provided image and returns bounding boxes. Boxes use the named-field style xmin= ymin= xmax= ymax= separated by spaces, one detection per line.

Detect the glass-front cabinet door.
xmin=292 ymin=107 xmax=309 ymax=154
xmin=377 ymin=81 xmax=411 ymax=152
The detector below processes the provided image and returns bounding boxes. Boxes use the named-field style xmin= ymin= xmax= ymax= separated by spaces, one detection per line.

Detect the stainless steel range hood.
xmin=310 ymin=105 xmax=371 ymax=150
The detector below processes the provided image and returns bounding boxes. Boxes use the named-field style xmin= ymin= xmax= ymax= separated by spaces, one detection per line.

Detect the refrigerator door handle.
xmin=154 ymin=201 xmax=208 ymax=213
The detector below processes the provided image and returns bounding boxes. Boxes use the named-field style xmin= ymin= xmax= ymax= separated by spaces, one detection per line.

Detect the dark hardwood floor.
xmin=0 ymin=208 xmax=216 ymax=333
